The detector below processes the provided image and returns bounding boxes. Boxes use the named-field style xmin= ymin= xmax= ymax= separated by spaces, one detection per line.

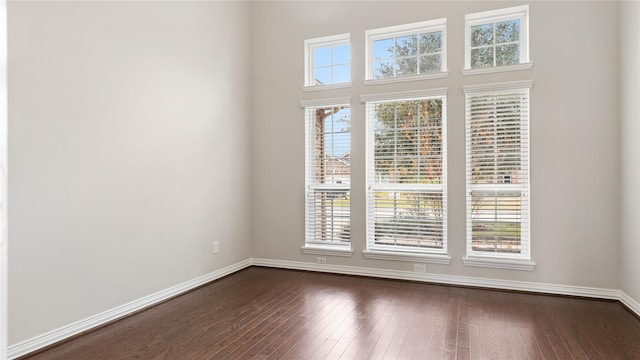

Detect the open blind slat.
xmin=305 ymin=105 xmax=351 ymax=247
xmin=465 ymin=87 xmax=530 ymax=260
xmin=366 ymin=96 xmax=447 ymax=254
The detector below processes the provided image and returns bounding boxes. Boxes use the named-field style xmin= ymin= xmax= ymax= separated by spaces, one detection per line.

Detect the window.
xmin=363 ymin=89 xmax=449 ymax=262
xmin=303 ymin=99 xmax=352 ymax=254
xmin=464 ymin=81 xmax=532 ymax=268
xmin=304 ymin=34 xmax=351 ymax=89
xmin=464 ymin=5 xmax=530 ymax=74
xmin=365 ymin=19 xmax=447 ymax=84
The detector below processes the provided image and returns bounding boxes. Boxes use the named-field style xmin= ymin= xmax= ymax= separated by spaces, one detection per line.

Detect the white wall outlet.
xmin=414 ymin=263 xmax=427 ymax=273
xmin=316 ymin=257 xmax=326 ymax=264
xmin=213 ymin=241 xmax=219 ymax=254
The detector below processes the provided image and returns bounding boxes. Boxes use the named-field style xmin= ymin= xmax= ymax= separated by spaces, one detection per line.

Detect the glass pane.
xmin=374 ymin=60 xmax=394 ymax=79
xmin=471 ymin=47 xmax=494 ymax=69
xmin=314 ymin=47 xmax=331 ymax=67
xmin=471 ymin=24 xmax=493 ymax=47
xmin=314 ymin=67 xmax=331 ymax=85
xmin=496 ymin=44 xmax=519 ymax=66
xmin=373 ymin=191 xmax=444 ymax=249
xmin=310 ymin=190 xmax=350 ymax=243
xmin=496 ymin=20 xmax=520 ymax=43
xmin=419 ymin=54 xmax=441 ymax=73
xmin=396 ymin=35 xmax=418 ymax=57
xmin=373 ymin=38 xmax=394 ymax=60
xmin=333 ymin=64 xmax=350 ymax=83
xmin=470 ymin=191 xmax=522 ymax=254
xmin=419 ymin=32 xmax=442 ymax=54
xmin=395 ymin=57 xmax=417 ymax=77
xmin=333 ymin=44 xmax=350 ymax=65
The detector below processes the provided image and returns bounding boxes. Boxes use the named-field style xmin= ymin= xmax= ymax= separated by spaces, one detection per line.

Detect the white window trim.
xmin=364 ymin=88 xmax=448 ymax=259
xmin=365 ymin=18 xmax=447 ymax=83
xmin=303 ymin=97 xmax=352 ymax=251
xmin=304 ymin=33 xmax=351 ymax=90
xmin=464 ymin=80 xmax=533 ymax=268
xmin=464 ymin=5 xmax=530 ymax=72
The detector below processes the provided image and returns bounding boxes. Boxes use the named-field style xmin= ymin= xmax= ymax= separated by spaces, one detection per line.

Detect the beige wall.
xmin=619 ymin=1 xmax=640 ymax=303
xmin=8 ymin=1 xmax=252 ymax=344
xmin=251 ymin=2 xmax=620 ymax=288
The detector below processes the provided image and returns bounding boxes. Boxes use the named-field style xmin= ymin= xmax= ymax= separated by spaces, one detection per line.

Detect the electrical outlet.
xmin=316 ymin=257 xmax=326 ymax=264
xmin=414 ymin=263 xmax=427 ymax=273
xmin=213 ymin=241 xmax=219 ymax=254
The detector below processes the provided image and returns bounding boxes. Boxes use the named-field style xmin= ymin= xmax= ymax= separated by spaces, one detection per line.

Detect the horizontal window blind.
xmin=465 ymin=87 xmax=530 ymax=259
xmin=305 ymin=105 xmax=351 ymax=246
xmin=366 ymin=96 xmax=447 ymax=253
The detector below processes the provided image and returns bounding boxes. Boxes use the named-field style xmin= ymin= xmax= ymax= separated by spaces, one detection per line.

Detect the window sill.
xmin=363 ymin=72 xmax=448 ymax=86
xmin=462 ymin=62 xmax=534 ymax=76
xmin=302 ymin=82 xmax=352 ymax=92
xmin=462 ymin=257 xmax=536 ymax=271
xmin=363 ymin=250 xmax=451 ymax=264
xmin=301 ymin=245 xmax=353 ymax=257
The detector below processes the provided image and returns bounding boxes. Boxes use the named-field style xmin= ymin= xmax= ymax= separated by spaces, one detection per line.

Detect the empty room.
xmin=3 ymin=0 xmax=640 ymax=359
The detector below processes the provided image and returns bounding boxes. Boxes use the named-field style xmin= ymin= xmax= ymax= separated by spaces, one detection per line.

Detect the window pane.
xmin=333 ymin=64 xmax=350 ymax=83
xmin=496 ymin=44 xmax=519 ymax=66
xmin=314 ymin=67 xmax=332 ymax=85
xmin=471 ymin=47 xmax=494 ymax=69
xmin=395 ymin=57 xmax=418 ymax=77
xmin=373 ymin=191 xmax=444 ymax=249
xmin=419 ymin=54 xmax=441 ymax=73
xmin=396 ymin=35 xmax=418 ymax=57
xmin=471 ymin=24 xmax=493 ymax=47
xmin=419 ymin=32 xmax=442 ymax=54
xmin=314 ymin=47 xmax=331 ymax=67
xmin=374 ymin=60 xmax=394 ymax=79
xmin=309 ymin=190 xmax=351 ymax=244
xmin=373 ymin=38 xmax=394 ymax=60
xmin=470 ymin=191 xmax=522 ymax=254
xmin=495 ymin=20 xmax=520 ymax=43
xmin=333 ymin=44 xmax=350 ymax=65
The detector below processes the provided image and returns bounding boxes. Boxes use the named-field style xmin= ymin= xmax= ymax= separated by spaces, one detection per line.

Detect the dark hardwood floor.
xmin=20 ymin=267 xmax=640 ymax=360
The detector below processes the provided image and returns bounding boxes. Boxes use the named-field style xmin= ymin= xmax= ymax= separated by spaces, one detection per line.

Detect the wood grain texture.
xmin=19 ymin=267 xmax=640 ymax=360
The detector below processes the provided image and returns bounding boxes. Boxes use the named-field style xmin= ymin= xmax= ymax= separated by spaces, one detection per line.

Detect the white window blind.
xmin=305 ymin=104 xmax=351 ymax=247
xmin=365 ymin=93 xmax=447 ymax=254
xmin=465 ymin=84 xmax=530 ymax=260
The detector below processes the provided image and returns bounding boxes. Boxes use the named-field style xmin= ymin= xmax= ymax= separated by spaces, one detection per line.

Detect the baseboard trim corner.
xmin=619 ymin=291 xmax=640 ymax=318
xmin=8 ymin=259 xmax=252 ymax=360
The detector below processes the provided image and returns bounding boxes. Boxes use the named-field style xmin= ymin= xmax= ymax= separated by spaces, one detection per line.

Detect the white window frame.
xmin=361 ymin=88 xmax=451 ymax=264
xmin=463 ymin=5 xmax=532 ymax=76
xmin=304 ymin=34 xmax=351 ymax=92
xmin=462 ymin=80 xmax=535 ymax=271
xmin=301 ymin=97 xmax=353 ymax=257
xmin=364 ymin=19 xmax=448 ymax=86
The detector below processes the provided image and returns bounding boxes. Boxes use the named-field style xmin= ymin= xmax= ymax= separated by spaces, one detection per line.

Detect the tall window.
xmin=464 ymin=5 xmax=530 ymax=72
xmin=464 ymin=82 xmax=531 ymax=262
xmin=365 ymin=19 xmax=447 ymax=83
xmin=304 ymin=34 xmax=351 ymax=89
xmin=364 ymin=90 xmax=447 ymax=257
xmin=304 ymin=101 xmax=351 ymax=249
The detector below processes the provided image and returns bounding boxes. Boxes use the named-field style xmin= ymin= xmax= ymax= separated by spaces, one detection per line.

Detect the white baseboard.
xmin=7 ymin=259 xmax=252 ymax=360
xmin=619 ymin=291 xmax=640 ymax=317
xmin=9 ymin=257 xmax=639 ymax=359
xmin=251 ymin=258 xmax=621 ymax=300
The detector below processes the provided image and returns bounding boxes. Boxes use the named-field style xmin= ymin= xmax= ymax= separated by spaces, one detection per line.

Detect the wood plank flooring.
xmin=20 ymin=267 xmax=640 ymax=359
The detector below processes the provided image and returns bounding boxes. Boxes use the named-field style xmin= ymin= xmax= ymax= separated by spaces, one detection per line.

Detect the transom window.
xmin=364 ymin=90 xmax=447 ymax=255
xmin=465 ymin=5 xmax=529 ymax=70
xmin=366 ymin=19 xmax=447 ymax=82
xmin=304 ymin=34 xmax=351 ymax=88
